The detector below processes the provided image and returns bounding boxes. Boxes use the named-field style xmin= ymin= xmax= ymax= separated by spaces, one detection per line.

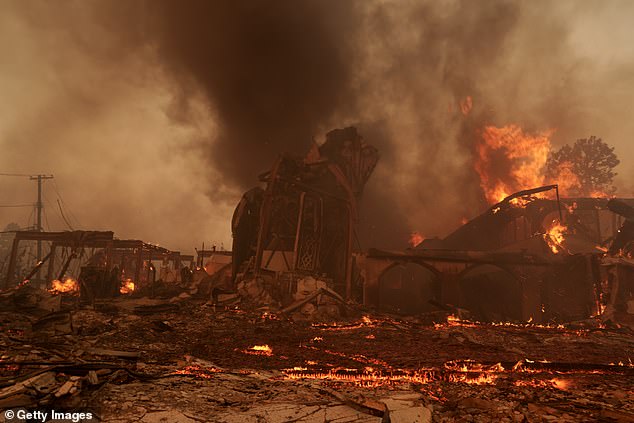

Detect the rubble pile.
xmin=1 ymin=288 xmax=633 ymax=422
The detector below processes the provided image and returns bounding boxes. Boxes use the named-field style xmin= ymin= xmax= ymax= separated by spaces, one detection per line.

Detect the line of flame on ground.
xmin=283 ymin=358 xmax=629 ymax=389
xmin=311 ymin=315 xmax=375 ymax=331
xmin=172 ymin=365 xmax=222 ymax=379
xmin=434 ymin=314 xmax=580 ymax=332
xmin=283 ymin=360 xmax=503 ymax=388
xmin=242 ymin=345 xmax=273 ymax=356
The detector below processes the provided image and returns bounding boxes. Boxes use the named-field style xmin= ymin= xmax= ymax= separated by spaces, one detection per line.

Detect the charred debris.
xmin=1 ymin=126 xmax=633 ymax=323
xmin=230 ymin=127 xmax=633 ymax=327
xmin=1 ymin=127 xmax=634 ymax=422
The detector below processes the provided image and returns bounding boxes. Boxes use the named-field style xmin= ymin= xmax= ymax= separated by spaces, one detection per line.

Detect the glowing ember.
xmin=173 ymin=365 xmax=221 ymax=379
xmin=49 ymin=278 xmax=79 ymax=293
xmin=550 ymin=377 xmax=571 ymax=390
xmin=311 ymin=316 xmax=379 ymax=331
xmin=243 ymin=345 xmax=273 ymax=356
xmin=408 ymin=231 xmax=425 ymax=248
xmin=544 ymin=220 xmax=567 ymax=254
xmin=120 ymin=279 xmax=135 ymax=294
xmin=475 ymin=125 xmax=552 ymax=204
xmin=302 ymin=346 xmax=391 ymax=368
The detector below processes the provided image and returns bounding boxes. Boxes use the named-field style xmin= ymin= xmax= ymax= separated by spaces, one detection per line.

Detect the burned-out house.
xmin=230 ymin=127 xmax=378 ymax=313
xmin=361 ymin=185 xmax=634 ymax=323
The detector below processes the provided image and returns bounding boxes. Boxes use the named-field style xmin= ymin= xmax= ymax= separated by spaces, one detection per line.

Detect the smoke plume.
xmin=1 ymin=0 xmax=633 ymax=252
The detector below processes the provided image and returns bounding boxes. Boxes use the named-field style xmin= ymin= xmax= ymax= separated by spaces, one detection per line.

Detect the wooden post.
xmin=46 ymin=243 xmax=57 ymax=283
xmin=134 ymin=247 xmax=142 ymax=283
xmin=345 ymin=205 xmax=354 ymax=300
xmin=4 ymin=238 xmax=20 ymax=289
xmin=148 ymin=253 xmax=154 ymax=298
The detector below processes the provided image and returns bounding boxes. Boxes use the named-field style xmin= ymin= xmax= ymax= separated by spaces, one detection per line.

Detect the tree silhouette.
xmin=546 ymin=136 xmax=620 ymax=196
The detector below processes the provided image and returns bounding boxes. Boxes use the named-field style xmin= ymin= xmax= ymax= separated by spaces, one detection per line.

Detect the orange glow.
xmin=550 ymin=161 xmax=580 ymax=195
xmin=475 ymin=125 xmax=552 ymax=204
xmin=243 ymin=345 xmax=273 ymax=356
xmin=284 ymin=360 xmax=502 ymax=388
xmin=550 ymin=377 xmax=571 ymax=390
xmin=311 ymin=316 xmax=379 ymax=332
xmin=474 ymin=124 xmax=614 ymax=204
xmin=50 ymin=278 xmax=79 ymax=293
xmin=544 ymin=220 xmax=567 ymax=254
xmin=588 ymin=189 xmax=610 ymax=198
xmin=173 ymin=365 xmax=221 ymax=379
xmin=408 ymin=231 xmax=425 ymax=248
xmin=460 ymin=96 xmax=473 ymax=116
xmin=437 ymin=313 xmax=566 ymax=330
xmin=120 ymin=279 xmax=135 ymax=294
xmin=509 ymin=196 xmax=536 ymax=208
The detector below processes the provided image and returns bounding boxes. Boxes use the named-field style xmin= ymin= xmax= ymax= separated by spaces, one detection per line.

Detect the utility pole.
xmin=29 ymin=174 xmax=53 ymax=282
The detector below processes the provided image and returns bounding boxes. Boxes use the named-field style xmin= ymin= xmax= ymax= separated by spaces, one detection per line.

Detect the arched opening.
xmin=458 ymin=265 xmax=522 ymax=321
xmin=378 ymin=262 xmax=440 ymax=315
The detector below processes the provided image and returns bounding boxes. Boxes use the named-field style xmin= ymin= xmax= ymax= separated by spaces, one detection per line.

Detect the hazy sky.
xmin=1 ymin=0 xmax=632 ymax=253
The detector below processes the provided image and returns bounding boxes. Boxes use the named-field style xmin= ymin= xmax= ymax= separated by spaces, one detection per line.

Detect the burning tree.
xmin=546 ymin=136 xmax=620 ymax=197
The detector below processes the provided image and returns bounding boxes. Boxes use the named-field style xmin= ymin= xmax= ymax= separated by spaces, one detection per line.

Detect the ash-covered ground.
xmin=1 ymin=293 xmax=633 ymax=422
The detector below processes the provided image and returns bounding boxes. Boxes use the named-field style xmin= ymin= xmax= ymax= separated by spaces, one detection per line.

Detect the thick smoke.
xmin=1 ymin=0 xmax=633 ymax=252
xmin=148 ymin=0 xmax=359 ymax=188
xmin=0 ymin=1 xmax=233 ymax=252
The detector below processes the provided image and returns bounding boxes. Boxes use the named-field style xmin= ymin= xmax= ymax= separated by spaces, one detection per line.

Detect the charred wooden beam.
xmin=366 ymin=248 xmax=558 ymax=266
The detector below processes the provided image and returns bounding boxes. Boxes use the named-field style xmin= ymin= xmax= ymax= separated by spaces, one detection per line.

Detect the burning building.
xmin=361 ymin=183 xmax=634 ymax=324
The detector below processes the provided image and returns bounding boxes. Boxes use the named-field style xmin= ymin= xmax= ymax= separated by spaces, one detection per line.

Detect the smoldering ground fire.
xmin=1 ymin=1 xmax=634 ymax=422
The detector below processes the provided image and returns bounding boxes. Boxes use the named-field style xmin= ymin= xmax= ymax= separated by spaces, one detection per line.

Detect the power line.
xmin=43 ymin=206 xmax=51 ymax=232
xmin=52 ymin=180 xmax=81 ymax=228
xmin=26 ymin=207 xmax=34 ymax=228
xmin=57 ymin=199 xmax=74 ymax=230
xmin=0 ymin=172 xmax=32 ymax=177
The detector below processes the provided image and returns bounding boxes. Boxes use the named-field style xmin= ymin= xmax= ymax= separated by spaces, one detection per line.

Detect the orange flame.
xmin=409 ymin=232 xmax=425 ymax=248
xmin=173 ymin=365 xmax=221 ymax=379
xmin=50 ymin=278 xmax=79 ymax=293
xmin=284 ymin=360 xmax=502 ymax=388
xmin=243 ymin=345 xmax=273 ymax=356
xmin=545 ymin=220 xmax=567 ymax=254
xmin=120 ymin=279 xmax=135 ymax=294
xmin=474 ymin=125 xmax=613 ymax=204
xmin=550 ymin=161 xmax=580 ymax=195
xmin=475 ymin=125 xmax=552 ymax=204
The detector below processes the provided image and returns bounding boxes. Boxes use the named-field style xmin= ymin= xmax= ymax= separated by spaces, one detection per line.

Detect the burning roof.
xmin=416 ymin=185 xmax=633 ymax=257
